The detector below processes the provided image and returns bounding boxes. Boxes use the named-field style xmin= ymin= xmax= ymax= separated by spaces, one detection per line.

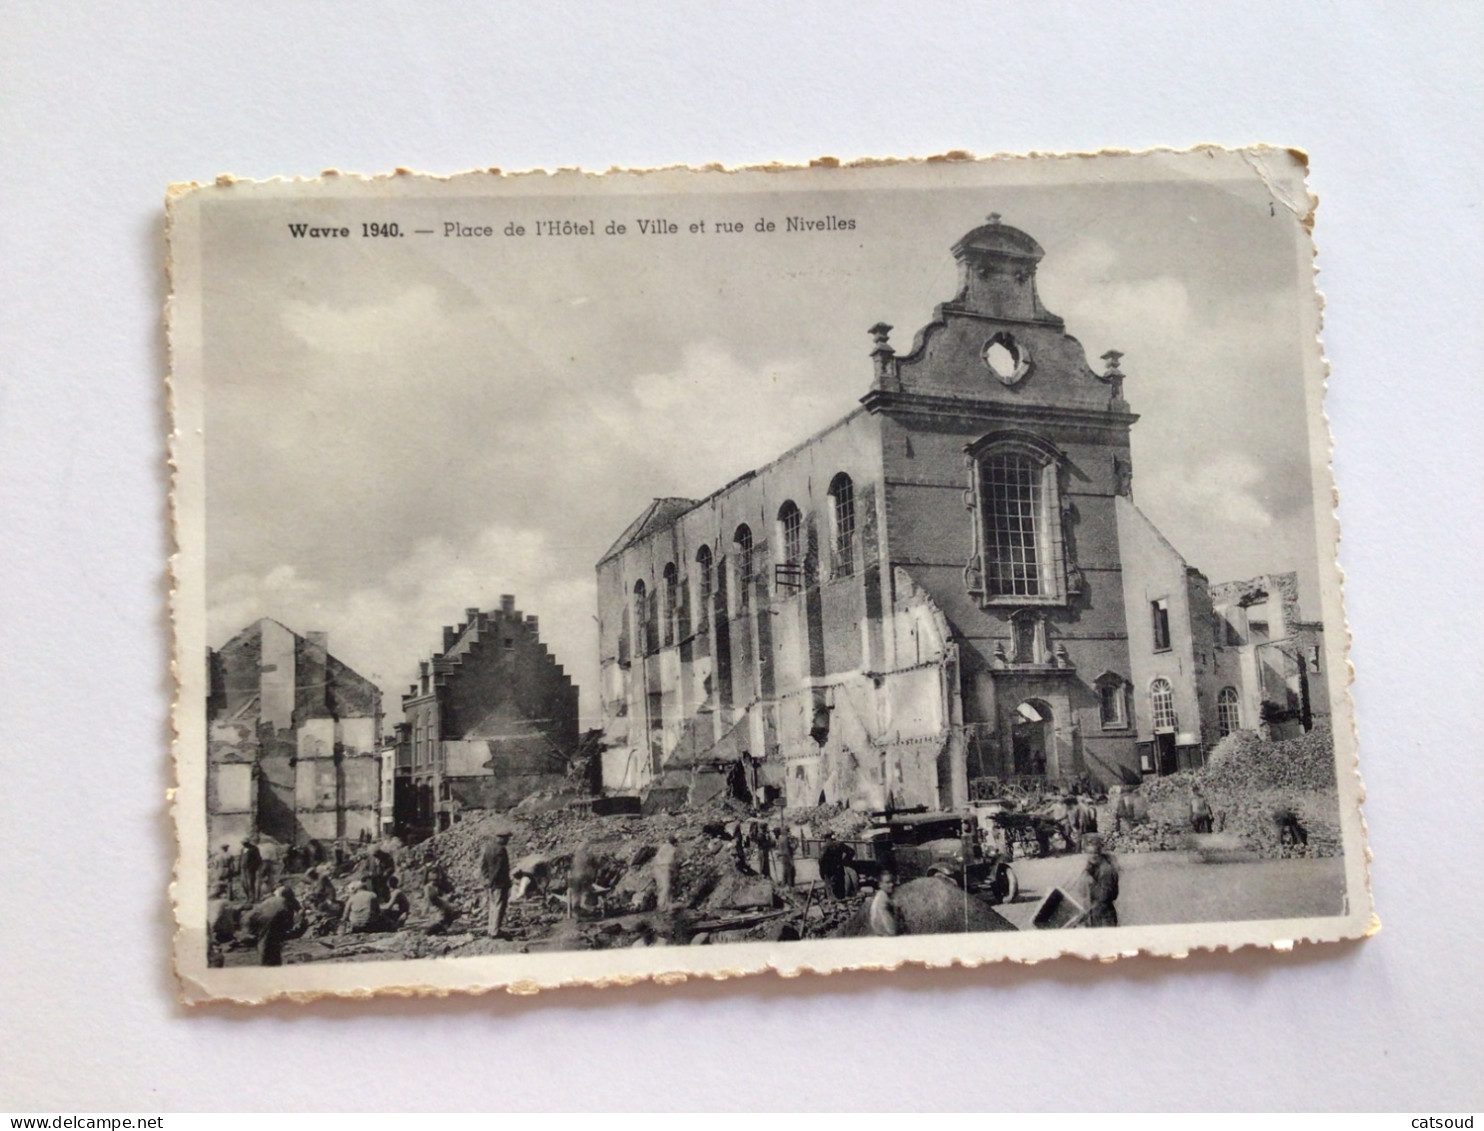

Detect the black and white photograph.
xmin=169 ymin=149 xmax=1370 ymax=1002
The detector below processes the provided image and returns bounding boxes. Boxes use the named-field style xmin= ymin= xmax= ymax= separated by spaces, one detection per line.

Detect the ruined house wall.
xmin=207 ymin=619 xmax=382 ymax=847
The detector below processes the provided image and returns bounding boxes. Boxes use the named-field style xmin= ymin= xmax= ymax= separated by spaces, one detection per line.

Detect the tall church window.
xmin=776 ymin=501 xmax=804 ymax=594
xmin=1217 ymin=686 xmax=1241 ymax=737
xmin=828 ymin=473 xmax=855 ymax=577
xmin=778 ymin=501 xmax=803 ymax=566
xmin=983 ymin=453 xmax=1045 ymax=596
xmin=966 ymin=433 xmax=1067 ymax=605
xmin=632 ymin=580 xmax=648 ymax=656
xmin=733 ymin=525 xmax=753 ymax=611
xmin=662 ymin=562 xmax=679 ymax=646
xmin=1150 ymin=678 xmax=1177 ymax=731
xmin=695 ymin=545 xmax=713 ymax=630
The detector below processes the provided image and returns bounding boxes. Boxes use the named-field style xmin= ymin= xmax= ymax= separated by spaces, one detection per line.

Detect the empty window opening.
xmin=828 ymin=473 xmax=856 ymax=577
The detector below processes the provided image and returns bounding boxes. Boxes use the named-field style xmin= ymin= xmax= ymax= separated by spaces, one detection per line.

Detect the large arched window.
xmin=1150 ymin=677 xmax=1177 ymax=731
xmin=776 ymin=500 xmax=804 ymax=595
xmin=733 ymin=524 xmax=753 ymax=611
xmin=662 ymin=562 xmax=679 ymax=647
xmin=694 ymin=544 xmax=713 ymax=631
xmin=778 ymin=500 xmax=803 ymax=566
xmin=966 ymin=432 xmax=1066 ymax=604
xmin=1217 ymin=686 xmax=1241 ymax=737
xmin=632 ymin=580 xmax=648 ymax=656
xmin=828 ymin=473 xmax=855 ymax=577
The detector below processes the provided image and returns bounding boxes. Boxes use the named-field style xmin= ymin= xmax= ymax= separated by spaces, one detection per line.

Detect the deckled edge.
xmin=164 ymin=144 xmax=1377 ymax=1008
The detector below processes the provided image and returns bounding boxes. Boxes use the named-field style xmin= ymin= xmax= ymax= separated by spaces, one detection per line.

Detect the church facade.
xmin=595 ymin=215 xmax=1306 ymax=811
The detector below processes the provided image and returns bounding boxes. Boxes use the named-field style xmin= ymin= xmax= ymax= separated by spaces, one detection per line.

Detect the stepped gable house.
xmin=402 ymin=596 xmax=580 ymax=836
xmin=206 ymin=619 xmax=382 ymax=850
xmin=595 ymin=213 xmax=1328 ymax=812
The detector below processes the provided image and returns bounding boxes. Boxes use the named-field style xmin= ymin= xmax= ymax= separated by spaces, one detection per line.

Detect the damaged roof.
xmin=598 ymin=496 xmax=698 ymax=564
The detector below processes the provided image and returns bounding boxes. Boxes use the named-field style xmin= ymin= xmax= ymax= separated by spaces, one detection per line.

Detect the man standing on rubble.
xmin=772 ymin=824 xmax=795 ymax=889
xmin=652 ymin=834 xmax=681 ymax=910
xmin=481 ymin=829 xmax=513 ymax=938
xmin=239 ymin=836 xmax=262 ymax=902
xmin=568 ymin=842 xmax=598 ymax=918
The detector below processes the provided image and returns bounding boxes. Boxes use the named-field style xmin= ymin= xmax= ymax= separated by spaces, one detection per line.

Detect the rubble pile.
xmin=1108 ymin=725 xmax=1342 ymax=858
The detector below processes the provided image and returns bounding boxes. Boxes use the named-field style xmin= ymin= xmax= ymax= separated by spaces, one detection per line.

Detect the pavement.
xmin=994 ymin=850 xmax=1348 ymax=930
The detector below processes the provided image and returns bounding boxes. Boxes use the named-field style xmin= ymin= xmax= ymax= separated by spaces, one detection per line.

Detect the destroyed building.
xmin=595 ymin=214 xmax=1328 ymax=810
xmin=402 ymin=597 xmax=580 ymax=837
xmin=1209 ymin=572 xmax=1329 ymax=740
xmin=206 ymin=619 xmax=382 ymax=850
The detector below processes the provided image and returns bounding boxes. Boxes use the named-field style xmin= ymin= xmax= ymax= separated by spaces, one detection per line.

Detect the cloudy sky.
xmin=201 ymin=161 xmax=1323 ymax=726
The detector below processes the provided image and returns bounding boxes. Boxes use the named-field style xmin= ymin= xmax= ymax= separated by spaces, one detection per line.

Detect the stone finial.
xmin=868 ymin=322 xmax=894 ymax=354
xmin=1101 ymin=350 xmax=1126 ymax=402
xmin=986 ymin=212 xmax=1002 ymax=225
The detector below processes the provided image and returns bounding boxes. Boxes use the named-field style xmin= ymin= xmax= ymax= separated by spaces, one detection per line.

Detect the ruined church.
xmin=595 ymin=215 xmax=1322 ymax=812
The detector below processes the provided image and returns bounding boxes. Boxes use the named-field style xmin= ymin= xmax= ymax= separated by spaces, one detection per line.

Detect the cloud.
xmin=281 ymin=284 xmax=454 ymax=359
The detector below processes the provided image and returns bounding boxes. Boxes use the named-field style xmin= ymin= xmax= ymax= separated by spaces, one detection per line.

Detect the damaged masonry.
xmin=201 ymin=210 xmax=1349 ymax=968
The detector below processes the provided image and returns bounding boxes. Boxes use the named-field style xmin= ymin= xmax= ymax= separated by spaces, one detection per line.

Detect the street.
xmin=995 ymin=851 xmax=1348 ymax=930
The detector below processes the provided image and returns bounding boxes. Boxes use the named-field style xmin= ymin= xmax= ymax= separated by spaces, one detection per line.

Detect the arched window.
xmin=778 ymin=501 xmax=803 ymax=566
xmin=1150 ymin=678 xmax=1177 ymax=731
xmin=733 ymin=524 xmax=753 ymax=611
xmin=632 ymin=580 xmax=648 ymax=656
xmin=662 ymin=562 xmax=679 ymax=647
xmin=695 ymin=545 xmax=713 ymax=631
xmin=828 ymin=473 xmax=855 ymax=577
xmin=1217 ymin=686 xmax=1241 ymax=737
xmin=966 ymin=432 xmax=1066 ymax=604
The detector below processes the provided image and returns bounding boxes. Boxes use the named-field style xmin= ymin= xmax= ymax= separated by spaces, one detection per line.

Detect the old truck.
xmin=805 ymin=810 xmax=1019 ymax=906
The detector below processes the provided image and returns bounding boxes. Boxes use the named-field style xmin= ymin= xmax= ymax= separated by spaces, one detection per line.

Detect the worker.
xmin=867 ymin=871 xmax=900 ymax=937
xmin=481 ymin=830 xmax=513 ymax=938
xmin=1190 ymin=784 xmax=1214 ymax=834
xmin=511 ymin=854 xmax=553 ymax=902
xmin=245 ymin=884 xmax=299 ymax=966
xmin=1076 ymin=834 xmax=1120 ymax=928
xmin=568 ymin=842 xmax=598 ymax=919
xmin=728 ymin=820 xmax=749 ymax=873
xmin=340 ymin=879 xmax=383 ymax=934
xmin=209 ymin=844 xmax=235 ymax=893
xmin=752 ymin=821 xmax=772 ymax=879
xmin=652 ymin=834 xmax=681 ymax=910
xmin=817 ymin=832 xmax=856 ymax=900
xmin=382 ymin=875 xmax=411 ymax=928
xmin=365 ymin=845 xmax=395 ymax=902
xmin=239 ymin=836 xmax=262 ymax=902
xmin=421 ymin=866 xmax=459 ymax=934
xmin=771 ymin=825 xmax=795 ymax=889
xmin=207 ymin=882 xmax=236 ymax=945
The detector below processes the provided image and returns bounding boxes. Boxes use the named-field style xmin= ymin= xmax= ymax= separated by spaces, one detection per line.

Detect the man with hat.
xmin=481 ymin=829 xmax=514 ymax=938
xmin=1076 ymin=834 xmax=1120 ymax=928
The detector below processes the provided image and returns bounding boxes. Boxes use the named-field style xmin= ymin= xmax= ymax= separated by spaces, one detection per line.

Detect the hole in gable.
xmin=985 ymin=337 xmax=1019 ymax=379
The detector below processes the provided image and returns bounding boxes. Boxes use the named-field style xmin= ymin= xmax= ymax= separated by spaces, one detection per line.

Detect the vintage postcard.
xmin=169 ymin=147 xmax=1373 ymax=1004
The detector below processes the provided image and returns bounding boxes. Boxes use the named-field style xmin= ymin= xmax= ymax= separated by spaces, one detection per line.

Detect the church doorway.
xmin=1011 ymin=699 xmax=1052 ymax=777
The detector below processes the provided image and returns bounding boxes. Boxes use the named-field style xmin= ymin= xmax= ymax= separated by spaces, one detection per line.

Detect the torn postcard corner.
xmin=167 ymin=145 xmax=1371 ymax=1005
